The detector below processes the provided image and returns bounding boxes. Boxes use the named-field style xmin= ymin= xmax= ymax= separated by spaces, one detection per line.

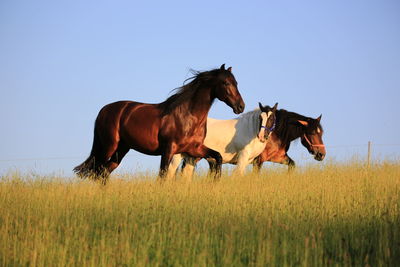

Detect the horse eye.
xmin=224 ymin=81 xmax=230 ymax=86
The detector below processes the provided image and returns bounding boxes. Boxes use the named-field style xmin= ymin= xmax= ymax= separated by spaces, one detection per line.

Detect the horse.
xmin=73 ymin=64 xmax=245 ymax=184
xmin=252 ymin=108 xmax=325 ymax=172
xmin=167 ymin=102 xmax=278 ymax=180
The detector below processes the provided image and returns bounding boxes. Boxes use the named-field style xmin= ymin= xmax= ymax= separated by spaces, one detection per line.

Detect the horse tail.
xmin=73 ymin=124 xmax=106 ymax=180
xmin=74 ymin=101 xmax=130 ymax=182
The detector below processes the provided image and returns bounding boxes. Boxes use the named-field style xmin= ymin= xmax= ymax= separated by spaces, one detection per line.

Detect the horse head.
xmin=257 ymin=102 xmax=278 ymax=142
xmin=298 ymin=115 xmax=326 ymax=161
xmin=213 ymin=64 xmax=245 ymax=114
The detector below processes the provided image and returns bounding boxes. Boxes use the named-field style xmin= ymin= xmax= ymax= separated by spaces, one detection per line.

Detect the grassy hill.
xmin=1 ymin=162 xmax=399 ymax=266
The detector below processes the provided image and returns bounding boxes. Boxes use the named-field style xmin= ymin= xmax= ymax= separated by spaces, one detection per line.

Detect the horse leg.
xmin=158 ymin=144 xmax=177 ymax=181
xmin=233 ymin=150 xmax=250 ymax=177
xmin=187 ymin=145 xmax=222 ymax=180
xmin=206 ymin=158 xmax=217 ymax=177
xmin=166 ymin=154 xmax=183 ymax=181
xmin=102 ymin=143 xmax=130 ymax=182
xmin=285 ymin=155 xmax=296 ymax=172
xmin=267 ymin=153 xmax=296 ymax=172
xmin=80 ymin=121 xmax=121 ymax=184
xmin=252 ymin=144 xmax=272 ymax=174
xmin=252 ymin=157 xmax=263 ymax=174
xmin=94 ymin=140 xmax=122 ymax=184
xmin=74 ymin=128 xmax=119 ymax=181
xmin=206 ymin=150 xmax=222 ymax=179
xmin=207 ymin=150 xmax=222 ymax=179
xmin=181 ymin=155 xmax=199 ymax=182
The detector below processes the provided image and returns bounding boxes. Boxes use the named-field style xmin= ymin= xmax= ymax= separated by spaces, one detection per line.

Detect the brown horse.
xmin=74 ymin=64 xmax=245 ymax=183
xmin=252 ymin=108 xmax=325 ymax=172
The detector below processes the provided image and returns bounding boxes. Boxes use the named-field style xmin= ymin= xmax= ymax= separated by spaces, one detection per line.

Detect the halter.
xmin=258 ymin=111 xmax=275 ymax=142
xmin=261 ymin=121 xmax=276 ymax=132
xmin=303 ymin=134 xmax=325 ymax=148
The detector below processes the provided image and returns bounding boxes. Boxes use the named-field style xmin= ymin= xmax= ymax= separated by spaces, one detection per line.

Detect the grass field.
xmin=0 ymin=162 xmax=399 ymax=266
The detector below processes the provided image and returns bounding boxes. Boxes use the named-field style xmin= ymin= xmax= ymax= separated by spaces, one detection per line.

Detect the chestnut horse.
xmin=73 ymin=64 xmax=245 ymax=183
xmin=252 ymin=108 xmax=325 ymax=172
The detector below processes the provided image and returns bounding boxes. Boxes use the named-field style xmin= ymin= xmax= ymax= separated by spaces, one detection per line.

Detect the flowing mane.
xmin=274 ymin=109 xmax=323 ymax=147
xmin=159 ymin=68 xmax=229 ymax=115
xmin=236 ymin=109 xmax=263 ymax=133
xmin=238 ymin=108 xmax=262 ymax=119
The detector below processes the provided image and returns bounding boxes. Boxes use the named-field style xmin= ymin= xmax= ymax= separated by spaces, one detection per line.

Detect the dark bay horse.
xmin=74 ymin=64 xmax=245 ymax=183
xmin=252 ymin=109 xmax=325 ymax=172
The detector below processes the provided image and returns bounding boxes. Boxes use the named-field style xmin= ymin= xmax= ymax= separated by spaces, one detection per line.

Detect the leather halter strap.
xmin=303 ymin=134 xmax=325 ymax=148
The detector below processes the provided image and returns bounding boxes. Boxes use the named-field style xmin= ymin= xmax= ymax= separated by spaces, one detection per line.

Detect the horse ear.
xmin=298 ymin=120 xmax=308 ymax=126
xmin=272 ymin=102 xmax=278 ymax=112
xmin=258 ymin=102 xmax=264 ymax=111
xmin=227 ymin=67 xmax=232 ymax=72
xmin=220 ymin=64 xmax=226 ymax=70
xmin=317 ymin=114 xmax=322 ymax=122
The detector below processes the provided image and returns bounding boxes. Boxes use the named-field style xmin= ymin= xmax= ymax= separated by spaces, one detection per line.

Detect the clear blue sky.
xmin=1 ymin=0 xmax=399 ymax=176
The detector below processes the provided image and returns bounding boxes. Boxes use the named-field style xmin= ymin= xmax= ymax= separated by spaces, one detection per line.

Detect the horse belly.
xmin=259 ymin=142 xmax=284 ymax=163
xmin=120 ymin=104 xmax=161 ymax=155
xmin=204 ymin=119 xmax=238 ymax=163
xmin=203 ymin=138 xmax=237 ymax=163
xmin=228 ymin=141 xmax=266 ymax=165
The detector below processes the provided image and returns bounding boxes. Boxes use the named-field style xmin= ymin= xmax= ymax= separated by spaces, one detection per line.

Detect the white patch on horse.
xmin=168 ymin=109 xmax=272 ymax=178
xmin=258 ymin=112 xmax=268 ymax=142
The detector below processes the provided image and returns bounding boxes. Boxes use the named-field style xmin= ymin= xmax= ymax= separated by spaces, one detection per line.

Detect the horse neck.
xmin=189 ymin=86 xmax=214 ymax=118
xmin=238 ymin=110 xmax=261 ymax=138
xmin=275 ymin=113 xmax=305 ymax=147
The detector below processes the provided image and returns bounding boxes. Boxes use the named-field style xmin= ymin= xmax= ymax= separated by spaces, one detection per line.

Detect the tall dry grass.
xmin=0 ymin=162 xmax=399 ymax=266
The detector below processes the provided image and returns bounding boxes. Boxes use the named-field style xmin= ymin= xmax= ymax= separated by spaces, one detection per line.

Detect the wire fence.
xmin=1 ymin=142 xmax=399 ymax=176
xmin=1 ymin=142 xmax=400 ymax=163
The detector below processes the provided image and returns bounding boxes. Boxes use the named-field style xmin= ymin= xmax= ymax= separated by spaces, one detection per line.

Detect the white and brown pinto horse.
xmin=167 ymin=103 xmax=278 ymax=180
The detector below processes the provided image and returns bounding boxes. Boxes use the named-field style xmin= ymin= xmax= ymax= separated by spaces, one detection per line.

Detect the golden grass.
xmin=0 ymin=162 xmax=399 ymax=266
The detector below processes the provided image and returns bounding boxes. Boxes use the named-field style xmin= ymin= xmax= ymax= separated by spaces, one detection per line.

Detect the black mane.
xmin=159 ymin=68 xmax=229 ymax=115
xmin=274 ymin=109 xmax=323 ymax=147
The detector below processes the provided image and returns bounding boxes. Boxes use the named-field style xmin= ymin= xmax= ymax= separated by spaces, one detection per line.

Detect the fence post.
xmin=367 ymin=141 xmax=371 ymax=168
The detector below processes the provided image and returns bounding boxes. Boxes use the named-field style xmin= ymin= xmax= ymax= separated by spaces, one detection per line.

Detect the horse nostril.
xmin=315 ymin=152 xmax=325 ymax=161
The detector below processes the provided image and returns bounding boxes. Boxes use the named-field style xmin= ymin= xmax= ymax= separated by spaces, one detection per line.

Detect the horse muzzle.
xmin=233 ymin=100 xmax=245 ymax=114
xmin=314 ymin=152 xmax=325 ymax=161
xmin=258 ymin=134 xmax=266 ymax=143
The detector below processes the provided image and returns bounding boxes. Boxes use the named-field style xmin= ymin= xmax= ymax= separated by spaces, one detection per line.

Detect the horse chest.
xmin=259 ymin=137 xmax=285 ymax=162
xmin=180 ymin=125 xmax=207 ymax=146
xmin=247 ymin=139 xmax=268 ymax=157
xmin=235 ymin=139 xmax=267 ymax=164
